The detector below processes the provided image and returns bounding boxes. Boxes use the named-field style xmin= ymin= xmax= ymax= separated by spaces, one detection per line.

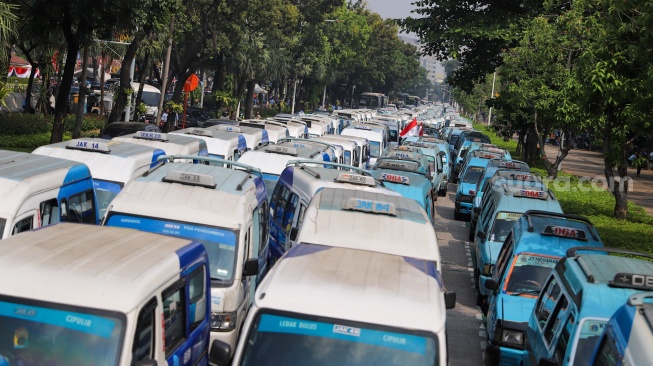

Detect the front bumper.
xmin=485 ymin=340 xmax=527 ymax=366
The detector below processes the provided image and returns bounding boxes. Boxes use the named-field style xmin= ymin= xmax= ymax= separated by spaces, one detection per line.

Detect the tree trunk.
xmin=107 ymin=34 xmax=145 ymax=124
xmin=602 ymin=114 xmax=629 ymax=219
xmin=245 ymin=79 xmax=255 ymax=119
xmin=134 ymin=52 xmax=151 ymax=117
xmin=51 ymin=41 xmax=80 ymax=143
xmin=73 ymin=44 xmax=90 ymax=139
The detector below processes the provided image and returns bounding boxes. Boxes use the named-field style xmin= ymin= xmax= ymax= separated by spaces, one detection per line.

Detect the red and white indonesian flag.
xmin=400 ymin=118 xmax=420 ymax=137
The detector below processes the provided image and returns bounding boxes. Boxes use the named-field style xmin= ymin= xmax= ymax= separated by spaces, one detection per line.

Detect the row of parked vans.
xmin=433 ymin=119 xmax=653 ymax=366
xmin=0 ymin=105 xmax=458 ymax=365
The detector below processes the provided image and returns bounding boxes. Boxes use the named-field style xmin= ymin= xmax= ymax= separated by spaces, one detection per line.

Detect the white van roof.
xmin=108 ymin=162 xmax=264 ymax=229
xmin=255 ymin=244 xmax=446 ymax=333
xmin=0 ymin=223 xmax=196 ymax=312
xmin=296 ymin=187 xmax=440 ymax=264
xmin=31 ymin=139 xmax=161 ymax=184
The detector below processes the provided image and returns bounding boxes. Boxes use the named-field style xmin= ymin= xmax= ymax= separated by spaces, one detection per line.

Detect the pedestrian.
xmin=255 ymin=111 xmax=261 ymax=119
xmin=160 ymin=108 xmax=168 ymax=127
xmin=636 ymin=151 xmax=643 ymax=177
xmin=168 ymin=108 xmax=178 ymax=130
xmin=48 ymin=91 xmax=56 ymax=115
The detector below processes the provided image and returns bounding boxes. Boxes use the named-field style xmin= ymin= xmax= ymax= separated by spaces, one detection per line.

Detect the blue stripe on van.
xmin=237 ymin=135 xmax=247 ymax=151
xmin=62 ymin=164 xmax=92 ymax=185
xmin=151 ymin=149 xmax=166 ymax=168
xmin=285 ymin=243 xmax=332 ymax=258
xmin=279 ymin=166 xmax=294 ymax=187
xmin=175 ymin=241 xmax=207 ymax=269
xmin=403 ymin=257 xmax=443 ymax=288
xmin=304 ymin=126 xmax=309 ymax=138
xmin=322 ymin=152 xmax=330 ymax=162
xmin=612 ymin=301 xmax=637 ymax=345
xmin=261 ymin=130 xmax=269 ymax=145
xmin=253 ymin=176 xmax=268 ymax=205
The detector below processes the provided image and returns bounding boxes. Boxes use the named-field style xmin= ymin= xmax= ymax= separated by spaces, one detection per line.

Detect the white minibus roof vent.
xmin=187 ymin=128 xmax=213 ymax=137
xmin=265 ymin=145 xmax=298 ymax=156
xmin=66 ymin=140 xmax=111 ymax=153
xmin=134 ymin=131 xmax=168 ymax=141
xmin=334 ymin=173 xmax=376 ymax=187
xmin=342 ymin=198 xmax=396 ymax=216
xmin=216 ymin=125 xmax=242 ymax=133
xmin=162 ymin=170 xmax=217 ymax=189
xmin=379 ymin=173 xmax=410 ymax=185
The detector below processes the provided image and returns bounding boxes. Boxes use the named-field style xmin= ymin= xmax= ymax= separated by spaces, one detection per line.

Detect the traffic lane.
xmin=436 ymin=184 xmax=484 ymax=366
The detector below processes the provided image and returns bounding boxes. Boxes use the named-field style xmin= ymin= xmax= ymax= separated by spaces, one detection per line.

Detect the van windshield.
xmin=241 ymin=312 xmax=438 ymax=366
xmin=105 ymin=214 xmax=238 ymax=282
xmin=0 ymin=295 xmax=124 ymax=365
xmin=462 ymin=166 xmax=484 ymax=184
xmin=140 ymin=91 xmax=160 ymax=106
xmin=370 ymin=141 xmax=381 ymax=157
xmin=505 ymin=254 xmax=559 ymax=295
xmin=94 ymin=180 xmax=124 ymax=216
xmin=489 ymin=212 xmax=522 ymax=242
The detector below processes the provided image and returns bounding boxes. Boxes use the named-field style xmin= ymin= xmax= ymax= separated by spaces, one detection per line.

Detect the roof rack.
xmin=153 ymin=154 xmax=263 ymax=182
xmin=285 ymin=160 xmax=369 ymax=175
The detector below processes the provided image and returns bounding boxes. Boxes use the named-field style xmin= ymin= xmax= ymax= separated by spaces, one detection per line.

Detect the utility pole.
xmin=487 ymin=71 xmax=496 ymax=126
xmin=123 ymin=59 xmax=135 ymax=122
xmin=291 ymin=79 xmax=298 ymax=114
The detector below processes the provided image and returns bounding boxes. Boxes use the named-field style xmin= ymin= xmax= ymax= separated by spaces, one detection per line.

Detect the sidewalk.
xmin=542 ymin=143 xmax=653 ymax=216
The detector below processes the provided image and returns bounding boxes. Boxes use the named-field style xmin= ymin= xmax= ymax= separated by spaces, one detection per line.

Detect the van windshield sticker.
xmin=515 ymin=255 xmax=558 ymax=268
xmin=257 ymin=314 xmax=428 ymax=355
xmin=106 ymin=215 xmax=236 ymax=248
xmin=0 ymin=301 xmax=118 ymax=338
xmin=497 ymin=212 xmax=522 ymax=221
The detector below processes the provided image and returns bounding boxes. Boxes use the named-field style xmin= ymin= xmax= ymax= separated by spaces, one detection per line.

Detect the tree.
xmin=401 ymin=0 xmax=547 ymax=91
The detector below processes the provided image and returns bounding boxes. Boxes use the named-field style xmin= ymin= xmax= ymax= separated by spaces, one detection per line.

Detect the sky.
xmin=365 ymin=0 xmax=420 ymax=38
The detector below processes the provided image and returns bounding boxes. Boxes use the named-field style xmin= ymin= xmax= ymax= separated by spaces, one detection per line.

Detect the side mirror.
xmin=477 ymin=231 xmax=486 ymax=241
xmin=289 ymin=227 xmax=299 ymax=241
xmin=482 ymin=264 xmax=495 ymax=276
xmin=485 ymin=279 xmax=499 ymax=291
xmin=444 ymin=291 xmax=456 ymax=309
xmin=243 ymin=258 xmax=259 ymax=277
xmin=209 ymin=339 xmax=232 ymax=366
xmin=538 ymin=358 xmax=559 ymax=366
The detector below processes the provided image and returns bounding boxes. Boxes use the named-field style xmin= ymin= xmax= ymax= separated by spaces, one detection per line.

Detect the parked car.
xmin=99 ymin=122 xmax=161 ymax=139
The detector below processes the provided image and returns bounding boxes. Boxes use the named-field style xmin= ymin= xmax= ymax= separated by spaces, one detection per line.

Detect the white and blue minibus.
xmin=0 ymin=223 xmax=211 ymax=366
xmin=238 ymin=120 xmax=288 ymax=144
xmin=0 ymin=150 xmax=99 ymax=237
xmin=32 ymin=138 xmax=166 ymax=217
xmin=103 ymin=155 xmax=269 ymax=354
xmin=171 ymin=127 xmax=248 ymax=163
xmin=206 ymin=125 xmax=269 ymax=150
xmin=113 ymin=130 xmax=209 ymax=162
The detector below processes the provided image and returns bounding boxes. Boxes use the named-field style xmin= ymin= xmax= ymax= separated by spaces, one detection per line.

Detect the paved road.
xmin=435 ymin=185 xmax=485 ymax=366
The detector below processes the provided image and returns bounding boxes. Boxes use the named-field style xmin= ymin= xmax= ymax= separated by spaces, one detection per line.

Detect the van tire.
xmin=454 ymin=210 xmax=461 ymax=221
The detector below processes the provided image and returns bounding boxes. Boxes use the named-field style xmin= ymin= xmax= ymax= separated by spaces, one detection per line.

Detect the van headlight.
xmin=211 ymin=311 xmax=237 ymax=331
xmin=501 ymin=329 xmax=524 ymax=347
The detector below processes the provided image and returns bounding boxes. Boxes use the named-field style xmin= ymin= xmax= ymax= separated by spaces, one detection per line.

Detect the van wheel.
xmin=454 ymin=210 xmax=461 ymax=221
xmin=469 ymin=223 xmax=476 ymax=242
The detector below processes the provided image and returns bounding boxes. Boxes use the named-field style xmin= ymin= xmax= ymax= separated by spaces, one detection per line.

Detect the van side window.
xmin=188 ymin=265 xmax=207 ymax=331
xmin=162 ymin=282 xmax=186 ymax=356
xmin=296 ymin=203 xmax=307 ymax=229
xmin=282 ymin=194 xmax=299 ymax=232
xmin=554 ymin=314 xmax=575 ymax=363
xmin=256 ymin=203 xmax=268 ymax=257
xmin=12 ymin=216 xmax=33 ymax=235
xmin=590 ymin=328 xmax=618 ymax=366
xmin=39 ymin=199 xmax=60 ymax=226
xmin=67 ymin=190 xmax=95 ymax=224
xmin=535 ymin=276 xmax=562 ymax=327
xmin=273 ymin=185 xmax=291 ymax=222
xmin=493 ymin=232 xmax=514 ymax=281
xmin=544 ymin=295 xmax=568 ymax=344
xmin=132 ymin=297 xmax=157 ymax=363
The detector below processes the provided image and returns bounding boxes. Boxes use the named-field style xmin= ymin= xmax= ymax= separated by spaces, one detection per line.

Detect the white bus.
xmin=295 ymin=187 xmax=442 ymax=270
xmin=171 ymin=127 xmax=248 ymax=163
xmin=269 ymin=115 xmax=310 ymax=138
xmin=236 ymin=142 xmax=333 ymax=198
xmin=103 ymin=156 xmax=270 ymax=354
xmin=296 ymin=116 xmax=330 ymax=137
xmin=0 ymin=223 xmax=211 ymax=365
xmin=213 ymin=244 xmax=453 ymax=365
xmin=309 ymin=135 xmax=361 ymax=168
xmin=341 ymin=124 xmax=386 ymax=165
xmin=112 ymin=131 xmax=209 ymax=162
xmin=31 ymin=139 xmax=165 ymax=218
xmin=206 ymin=125 xmax=269 ymax=150
xmin=0 ymin=150 xmax=98 ymax=237
xmin=238 ymin=120 xmax=289 ymax=144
